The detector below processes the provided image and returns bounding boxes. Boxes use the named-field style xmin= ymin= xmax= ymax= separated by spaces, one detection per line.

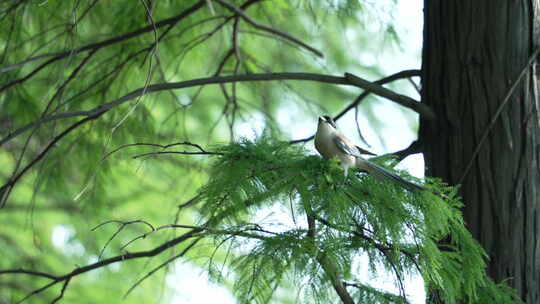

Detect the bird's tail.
xmin=358 ymin=159 xmax=424 ymax=192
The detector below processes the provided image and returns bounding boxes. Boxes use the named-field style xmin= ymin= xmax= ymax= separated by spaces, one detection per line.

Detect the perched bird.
xmin=314 ymin=116 xmax=422 ymax=191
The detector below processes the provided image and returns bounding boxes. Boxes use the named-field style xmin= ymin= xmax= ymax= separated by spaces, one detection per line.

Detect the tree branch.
xmin=345 ymin=72 xmax=434 ymax=119
xmin=0 ymin=220 xmax=282 ymax=303
xmin=289 ymin=69 xmax=423 ymax=144
xmin=2 ymin=228 xmax=203 ymax=303
xmin=133 ymin=151 xmax=221 ymax=159
xmin=0 ymin=269 xmax=58 ymax=280
xmin=123 ymin=237 xmax=203 ymax=298
xmin=1 ymin=71 xmax=430 ymax=147
xmin=305 ymin=211 xmax=355 ymax=304
xmin=0 ymin=72 xmax=433 ymax=206
xmin=1 ymin=115 xmax=99 ymax=208
xmin=388 ymin=139 xmax=424 ymax=162
xmin=0 ymin=0 xmax=207 ymax=91
xmin=336 ymin=70 xmax=421 ymax=121
xmin=51 ymin=277 xmax=70 ymax=304
xmin=213 ymin=0 xmax=324 ymax=58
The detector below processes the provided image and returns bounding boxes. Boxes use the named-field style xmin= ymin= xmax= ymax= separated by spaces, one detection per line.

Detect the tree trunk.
xmin=420 ymin=1 xmax=540 ymax=302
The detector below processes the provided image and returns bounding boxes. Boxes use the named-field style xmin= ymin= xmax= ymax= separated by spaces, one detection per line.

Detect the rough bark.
xmin=420 ymin=1 xmax=540 ymax=302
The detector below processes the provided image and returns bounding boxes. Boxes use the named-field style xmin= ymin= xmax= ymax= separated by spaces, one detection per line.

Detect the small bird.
xmin=314 ymin=116 xmax=422 ymax=191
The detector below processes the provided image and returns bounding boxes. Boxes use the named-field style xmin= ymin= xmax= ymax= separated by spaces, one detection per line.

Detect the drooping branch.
xmin=213 ymin=0 xmax=324 ymax=58
xmin=1 ymin=115 xmax=99 ymax=208
xmin=0 ymin=0 xmax=269 ymax=95
xmin=0 ymin=0 xmax=207 ymax=77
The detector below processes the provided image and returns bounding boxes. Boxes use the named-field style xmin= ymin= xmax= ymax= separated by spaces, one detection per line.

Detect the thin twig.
xmin=92 ymin=219 xmax=156 ymax=260
xmin=0 ymin=269 xmax=58 ymax=280
xmin=91 ymin=219 xmax=155 ymax=232
xmin=213 ymin=0 xmax=324 ymax=58
xmin=133 ymin=151 xmax=221 ymax=159
xmin=51 ymin=277 xmax=70 ymax=304
xmin=123 ymin=237 xmax=203 ymax=298
xmin=102 ymin=141 xmax=213 ymax=160
xmin=458 ymin=48 xmax=540 ymax=184
xmin=178 ymin=194 xmax=202 ymax=209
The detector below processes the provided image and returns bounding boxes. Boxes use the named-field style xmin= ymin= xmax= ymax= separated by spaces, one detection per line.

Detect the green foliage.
xmin=197 ymin=138 xmax=522 ymax=304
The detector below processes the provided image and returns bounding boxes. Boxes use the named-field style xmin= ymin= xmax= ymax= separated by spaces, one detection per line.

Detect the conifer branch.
xmin=305 ymin=212 xmax=355 ymax=304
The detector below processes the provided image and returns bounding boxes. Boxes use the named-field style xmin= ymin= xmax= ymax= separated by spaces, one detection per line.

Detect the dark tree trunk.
xmin=420 ymin=1 xmax=540 ymax=302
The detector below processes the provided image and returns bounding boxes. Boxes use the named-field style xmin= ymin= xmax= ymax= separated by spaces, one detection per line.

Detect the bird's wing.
xmin=333 ymin=135 xmax=361 ymax=157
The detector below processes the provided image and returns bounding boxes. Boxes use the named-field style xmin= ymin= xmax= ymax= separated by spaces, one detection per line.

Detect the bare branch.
xmin=102 ymin=141 xmax=215 ymax=160
xmin=213 ymin=0 xmax=324 ymax=58
xmin=133 ymin=151 xmax=221 ymax=159
xmin=1 ymin=219 xmax=283 ymax=302
xmin=289 ymin=69 xmax=422 ymax=144
xmin=123 ymin=237 xmax=203 ymax=298
xmin=0 ymin=269 xmax=58 ymax=280
xmin=7 ymin=228 xmax=203 ymax=303
xmin=91 ymin=219 xmax=155 ymax=260
xmin=1 ymin=71 xmax=429 ymax=147
xmin=388 ymin=140 xmax=424 ymax=162
xmin=336 ymin=70 xmax=421 ymax=121
xmin=51 ymin=278 xmax=70 ymax=304
xmin=345 ymin=72 xmax=434 ymax=120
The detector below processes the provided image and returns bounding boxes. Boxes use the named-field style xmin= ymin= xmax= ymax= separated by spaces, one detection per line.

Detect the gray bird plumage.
xmin=314 ymin=116 xmax=422 ymax=191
